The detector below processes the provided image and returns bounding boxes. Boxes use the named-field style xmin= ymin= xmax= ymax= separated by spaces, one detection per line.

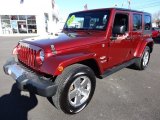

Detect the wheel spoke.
xmin=74 ymin=78 xmax=81 ymax=89
xmin=81 ymin=78 xmax=89 ymax=88
xmin=69 ymin=89 xmax=77 ymax=100
xmin=81 ymin=88 xmax=90 ymax=96
xmin=75 ymin=95 xmax=81 ymax=105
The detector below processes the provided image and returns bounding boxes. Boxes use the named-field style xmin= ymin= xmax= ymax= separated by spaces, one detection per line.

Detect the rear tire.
xmin=134 ymin=46 xmax=150 ymax=70
xmin=50 ymin=64 xmax=96 ymax=114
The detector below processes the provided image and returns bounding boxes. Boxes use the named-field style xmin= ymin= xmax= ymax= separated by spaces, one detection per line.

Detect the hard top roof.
xmin=70 ymin=8 xmax=151 ymax=15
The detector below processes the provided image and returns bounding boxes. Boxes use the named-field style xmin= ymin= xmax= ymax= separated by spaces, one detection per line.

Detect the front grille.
xmin=18 ymin=45 xmax=37 ymax=68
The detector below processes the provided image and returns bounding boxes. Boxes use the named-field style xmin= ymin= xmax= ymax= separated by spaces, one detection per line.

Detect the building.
xmin=0 ymin=0 xmax=61 ymax=36
xmin=152 ymin=20 xmax=160 ymax=28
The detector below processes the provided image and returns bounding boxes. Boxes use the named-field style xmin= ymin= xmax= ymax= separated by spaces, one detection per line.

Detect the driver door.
xmin=107 ymin=12 xmax=132 ymax=69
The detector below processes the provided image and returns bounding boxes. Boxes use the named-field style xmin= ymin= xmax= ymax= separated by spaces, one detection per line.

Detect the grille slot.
xmin=18 ymin=45 xmax=36 ymax=68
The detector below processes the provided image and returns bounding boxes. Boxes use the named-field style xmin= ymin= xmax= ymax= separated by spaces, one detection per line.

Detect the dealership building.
xmin=0 ymin=0 xmax=61 ymax=36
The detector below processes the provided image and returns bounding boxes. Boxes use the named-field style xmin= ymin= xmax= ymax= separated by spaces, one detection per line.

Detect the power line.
xmin=138 ymin=4 xmax=160 ymax=9
xmin=132 ymin=1 xmax=160 ymax=9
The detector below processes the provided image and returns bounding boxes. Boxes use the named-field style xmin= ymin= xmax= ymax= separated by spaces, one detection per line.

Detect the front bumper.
xmin=3 ymin=57 xmax=57 ymax=97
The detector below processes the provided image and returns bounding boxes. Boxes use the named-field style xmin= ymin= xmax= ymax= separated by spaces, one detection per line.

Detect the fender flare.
xmin=41 ymin=52 xmax=103 ymax=76
xmin=134 ymin=38 xmax=154 ymax=58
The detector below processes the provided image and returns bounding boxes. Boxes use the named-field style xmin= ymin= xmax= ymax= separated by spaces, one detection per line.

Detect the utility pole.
xmin=20 ymin=0 xmax=24 ymax=4
xmin=114 ymin=4 xmax=117 ymax=7
xmin=122 ymin=2 xmax=124 ymax=7
xmin=128 ymin=0 xmax=131 ymax=9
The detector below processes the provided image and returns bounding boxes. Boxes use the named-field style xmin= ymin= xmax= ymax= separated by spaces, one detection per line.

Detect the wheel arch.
xmin=53 ymin=53 xmax=103 ymax=78
xmin=146 ymin=42 xmax=154 ymax=53
xmin=78 ymin=59 xmax=102 ymax=78
xmin=135 ymin=38 xmax=154 ymax=58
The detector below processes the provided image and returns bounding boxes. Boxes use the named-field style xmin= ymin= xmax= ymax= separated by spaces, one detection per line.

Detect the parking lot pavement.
xmin=0 ymin=36 xmax=160 ymax=120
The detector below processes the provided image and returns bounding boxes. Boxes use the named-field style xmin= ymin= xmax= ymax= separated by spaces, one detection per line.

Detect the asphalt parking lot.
xmin=0 ymin=36 xmax=160 ymax=120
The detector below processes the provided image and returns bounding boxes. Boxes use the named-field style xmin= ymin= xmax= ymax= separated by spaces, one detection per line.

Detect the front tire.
xmin=50 ymin=64 xmax=96 ymax=114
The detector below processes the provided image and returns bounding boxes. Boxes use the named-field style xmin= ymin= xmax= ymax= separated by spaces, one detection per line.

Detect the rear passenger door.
xmin=107 ymin=12 xmax=132 ymax=68
xmin=130 ymin=13 xmax=143 ymax=57
xmin=143 ymin=14 xmax=152 ymax=38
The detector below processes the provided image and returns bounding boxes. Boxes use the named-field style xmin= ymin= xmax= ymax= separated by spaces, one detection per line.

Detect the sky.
xmin=56 ymin=0 xmax=160 ymax=18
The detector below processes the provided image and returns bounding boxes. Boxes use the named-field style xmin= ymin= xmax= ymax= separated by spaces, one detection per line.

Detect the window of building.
xmin=133 ymin=14 xmax=142 ymax=31
xmin=1 ymin=15 xmax=12 ymax=34
xmin=27 ymin=15 xmax=36 ymax=20
xmin=1 ymin=15 xmax=10 ymax=19
xmin=1 ymin=15 xmax=37 ymax=34
xmin=18 ymin=21 xmax=27 ymax=33
xmin=144 ymin=15 xmax=151 ymax=30
xmin=27 ymin=15 xmax=37 ymax=33
xmin=11 ymin=20 xmax=18 ymax=33
xmin=11 ymin=15 xmax=18 ymax=20
xmin=19 ymin=15 xmax=26 ymax=20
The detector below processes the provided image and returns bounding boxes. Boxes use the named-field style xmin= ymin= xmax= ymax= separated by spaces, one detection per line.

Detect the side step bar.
xmin=100 ymin=58 xmax=138 ymax=79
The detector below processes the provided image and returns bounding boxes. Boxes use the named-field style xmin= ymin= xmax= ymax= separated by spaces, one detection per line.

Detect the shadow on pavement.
xmin=0 ymin=83 xmax=38 ymax=120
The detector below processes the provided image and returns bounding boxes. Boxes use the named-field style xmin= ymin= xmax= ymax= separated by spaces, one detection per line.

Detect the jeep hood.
xmin=21 ymin=32 xmax=106 ymax=52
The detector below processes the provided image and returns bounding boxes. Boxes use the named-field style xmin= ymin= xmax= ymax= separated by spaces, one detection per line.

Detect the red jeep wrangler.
xmin=3 ymin=8 xmax=154 ymax=114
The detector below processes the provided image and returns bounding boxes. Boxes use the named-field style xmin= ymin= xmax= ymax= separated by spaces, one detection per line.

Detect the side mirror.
xmin=112 ymin=25 xmax=126 ymax=35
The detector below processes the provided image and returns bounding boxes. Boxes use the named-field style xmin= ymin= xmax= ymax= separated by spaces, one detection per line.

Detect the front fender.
xmin=134 ymin=38 xmax=154 ymax=58
xmin=40 ymin=52 xmax=102 ymax=76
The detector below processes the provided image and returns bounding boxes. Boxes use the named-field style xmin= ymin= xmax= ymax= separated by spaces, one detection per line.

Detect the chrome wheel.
xmin=143 ymin=51 xmax=149 ymax=67
xmin=68 ymin=76 xmax=91 ymax=107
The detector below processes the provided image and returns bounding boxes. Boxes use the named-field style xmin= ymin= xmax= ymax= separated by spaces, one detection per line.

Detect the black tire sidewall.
xmin=141 ymin=46 xmax=150 ymax=70
xmin=60 ymin=66 xmax=96 ymax=114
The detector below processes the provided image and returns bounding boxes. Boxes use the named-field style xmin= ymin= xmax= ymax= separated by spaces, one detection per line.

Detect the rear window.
xmin=144 ymin=15 xmax=151 ymax=30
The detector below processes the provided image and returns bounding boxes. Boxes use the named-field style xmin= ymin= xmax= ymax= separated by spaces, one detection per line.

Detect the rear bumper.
xmin=3 ymin=57 xmax=57 ymax=97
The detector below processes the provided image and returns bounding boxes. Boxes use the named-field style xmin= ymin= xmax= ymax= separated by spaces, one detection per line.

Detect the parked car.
xmin=152 ymin=27 xmax=160 ymax=39
xmin=3 ymin=8 xmax=154 ymax=114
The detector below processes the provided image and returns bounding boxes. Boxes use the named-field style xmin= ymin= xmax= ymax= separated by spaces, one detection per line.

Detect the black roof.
xmin=71 ymin=7 xmax=151 ymax=15
xmin=113 ymin=8 xmax=150 ymax=14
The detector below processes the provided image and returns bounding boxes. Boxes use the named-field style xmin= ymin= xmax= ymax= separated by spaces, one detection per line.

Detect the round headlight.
xmin=40 ymin=50 xmax=45 ymax=62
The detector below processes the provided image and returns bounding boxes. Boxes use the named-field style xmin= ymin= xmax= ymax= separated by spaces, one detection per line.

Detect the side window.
xmin=133 ymin=14 xmax=142 ymax=31
xmin=112 ymin=13 xmax=129 ymax=36
xmin=144 ymin=15 xmax=151 ymax=30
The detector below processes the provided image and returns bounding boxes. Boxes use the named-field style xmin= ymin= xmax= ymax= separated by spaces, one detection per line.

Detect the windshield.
xmin=64 ymin=10 xmax=110 ymax=31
